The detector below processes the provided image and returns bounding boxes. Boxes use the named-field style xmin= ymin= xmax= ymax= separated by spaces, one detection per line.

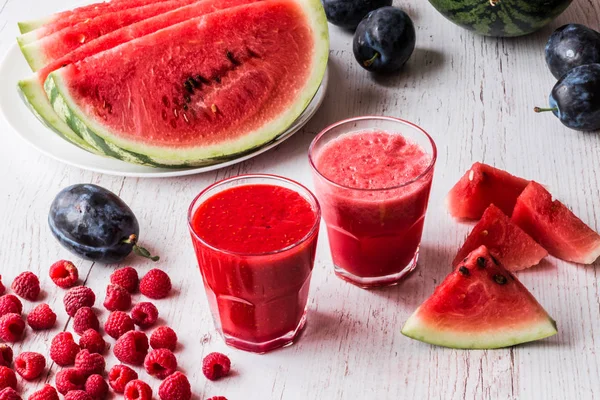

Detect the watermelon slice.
xmin=447 ymin=162 xmax=530 ymax=220
xmin=453 ymin=205 xmax=548 ymax=271
xmin=17 ymin=0 xmax=174 ymax=35
xmin=19 ymin=0 xmax=205 ymax=71
xmin=402 ymin=245 xmax=557 ymax=349
xmin=512 ymin=181 xmax=600 ymax=264
xmin=19 ymin=0 xmax=266 ymax=155
xmin=41 ymin=0 xmax=328 ymax=166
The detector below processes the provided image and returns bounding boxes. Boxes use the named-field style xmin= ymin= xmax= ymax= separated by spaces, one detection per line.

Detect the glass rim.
xmin=308 ymin=116 xmax=438 ymax=192
xmin=187 ymin=174 xmax=321 ymax=257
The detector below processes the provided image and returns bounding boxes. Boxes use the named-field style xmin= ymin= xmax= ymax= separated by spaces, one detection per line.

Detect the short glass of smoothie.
xmin=309 ymin=116 xmax=437 ymax=288
xmin=188 ymin=175 xmax=321 ymax=353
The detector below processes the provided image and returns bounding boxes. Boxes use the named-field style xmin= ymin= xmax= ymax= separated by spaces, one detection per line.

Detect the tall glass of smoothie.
xmin=188 ymin=175 xmax=321 ymax=353
xmin=309 ymin=116 xmax=436 ymax=288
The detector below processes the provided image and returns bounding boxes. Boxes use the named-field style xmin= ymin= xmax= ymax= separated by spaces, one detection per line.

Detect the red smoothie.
xmin=312 ymin=129 xmax=434 ymax=286
xmin=189 ymin=180 xmax=320 ymax=353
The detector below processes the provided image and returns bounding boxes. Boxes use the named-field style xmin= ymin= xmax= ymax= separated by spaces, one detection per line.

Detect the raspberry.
xmin=110 ymin=267 xmax=138 ymax=293
xmin=158 ymin=372 xmax=191 ymax=400
xmin=104 ymin=311 xmax=134 ymax=339
xmin=11 ymin=272 xmax=40 ymax=301
xmin=28 ymin=384 xmax=59 ymax=400
xmin=84 ymin=374 xmax=108 ymax=400
xmin=0 ymin=366 xmax=16 ymax=390
xmin=64 ymin=391 xmax=91 ymax=400
xmin=73 ymin=307 xmax=99 ymax=335
xmin=55 ymin=368 xmax=85 ymax=394
xmin=0 ymin=296 xmax=22 ymax=317
xmin=0 ymin=276 xmax=4 ymax=296
xmin=79 ymin=329 xmax=106 ymax=355
xmin=50 ymin=332 xmax=80 ymax=366
xmin=0 ymin=387 xmax=20 ymax=400
xmin=74 ymin=350 xmax=105 ymax=377
xmin=0 ymin=346 xmax=12 ymax=367
xmin=49 ymin=260 xmax=79 ymax=289
xmin=124 ymin=380 xmax=152 ymax=400
xmin=14 ymin=352 xmax=45 ymax=380
xmin=108 ymin=365 xmax=138 ymax=393
xmin=207 ymin=397 xmax=228 ymax=400
xmin=139 ymin=269 xmax=171 ymax=300
xmin=0 ymin=314 xmax=25 ymax=342
xmin=103 ymin=285 xmax=131 ymax=312
xmin=144 ymin=349 xmax=177 ymax=379
xmin=27 ymin=304 xmax=56 ymax=330
xmin=64 ymin=286 xmax=95 ymax=317
xmin=113 ymin=331 xmax=148 ymax=365
xmin=131 ymin=302 xmax=158 ymax=329
xmin=149 ymin=326 xmax=177 ymax=351
xmin=202 ymin=352 xmax=231 ymax=381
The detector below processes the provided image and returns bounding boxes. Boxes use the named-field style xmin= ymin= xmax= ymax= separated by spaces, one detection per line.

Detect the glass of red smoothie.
xmin=309 ymin=116 xmax=437 ymax=288
xmin=188 ymin=175 xmax=321 ymax=353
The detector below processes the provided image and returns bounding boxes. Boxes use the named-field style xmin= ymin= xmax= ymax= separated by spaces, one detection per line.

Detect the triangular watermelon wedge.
xmin=41 ymin=0 xmax=328 ymax=167
xmin=402 ymin=245 xmax=557 ymax=349
xmin=512 ymin=181 xmax=600 ymax=264
xmin=453 ymin=204 xmax=548 ymax=271
xmin=447 ymin=162 xmax=530 ymax=220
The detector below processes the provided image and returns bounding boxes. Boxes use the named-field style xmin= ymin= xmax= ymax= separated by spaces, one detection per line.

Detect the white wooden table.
xmin=1 ymin=0 xmax=600 ymax=399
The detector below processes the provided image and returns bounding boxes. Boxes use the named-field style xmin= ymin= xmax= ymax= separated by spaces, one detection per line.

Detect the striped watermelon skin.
xmin=428 ymin=0 xmax=573 ymax=37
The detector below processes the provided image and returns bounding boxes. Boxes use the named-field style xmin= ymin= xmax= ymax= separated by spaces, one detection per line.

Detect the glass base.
xmin=219 ymin=309 xmax=308 ymax=354
xmin=334 ymin=249 xmax=419 ymax=289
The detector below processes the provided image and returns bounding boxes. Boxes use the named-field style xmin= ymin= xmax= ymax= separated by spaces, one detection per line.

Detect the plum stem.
xmin=534 ymin=107 xmax=558 ymax=113
xmin=364 ymin=53 xmax=379 ymax=68
xmin=123 ymin=234 xmax=160 ymax=262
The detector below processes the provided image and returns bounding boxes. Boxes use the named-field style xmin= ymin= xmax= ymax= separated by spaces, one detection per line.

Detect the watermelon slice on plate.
xmin=19 ymin=0 xmax=205 ymax=71
xmin=453 ymin=204 xmax=548 ymax=271
xmin=512 ymin=181 xmax=600 ymax=264
xmin=40 ymin=0 xmax=328 ymax=167
xmin=402 ymin=245 xmax=557 ymax=349
xmin=447 ymin=162 xmax=529 ymax=220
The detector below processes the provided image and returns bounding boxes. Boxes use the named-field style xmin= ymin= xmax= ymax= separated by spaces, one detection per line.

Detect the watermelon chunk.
xmin=447 ymin=162 xmax=530 ymax=220
xmin=42 ymin=0 xmax=328 ymax=167
xmin=19 ymin=0 xmax=204 ymax=71
xmin=512 ymin=181 xmax=600 ymax=264
xmin=402 ymin=246 xmax=557 ymax=349
xmin=453 ymin=205 xmax=548 ymax=271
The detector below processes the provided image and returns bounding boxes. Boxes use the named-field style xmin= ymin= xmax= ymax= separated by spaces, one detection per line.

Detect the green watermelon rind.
xmin=16 ymin=29 xmax=42 ymax=49
xmin=401 ymin=309 xmax=558 ymax=349
xmin=17 ymin=17 xmax=51 ymax=34
xmin=44 ymin=0 xmax=329 ymax=168
xmin=19 ymin=40 xmax=47 ymax=72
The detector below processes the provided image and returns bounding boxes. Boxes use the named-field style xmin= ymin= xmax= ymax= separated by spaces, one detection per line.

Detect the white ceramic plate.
xmin=0 ymin=43 xmax=328 ymax=178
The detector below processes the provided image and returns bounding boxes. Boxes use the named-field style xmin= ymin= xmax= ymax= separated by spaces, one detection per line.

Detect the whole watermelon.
xmin=428 ymin=0 xmax=573 ymax=37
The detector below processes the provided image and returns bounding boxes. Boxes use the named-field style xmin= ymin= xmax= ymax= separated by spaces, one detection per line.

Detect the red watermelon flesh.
xmin=35 ymin=0 xmax=265 ymax=85
xmin=512 ymin=181 xmax=600 ymax=264
xmin=24 ymin=0 xmax=209 ymax=71
xmin=453 ymin=205 xmax=548 ymax=271
xmin=52 ymin=0 xmax=318 ymax=149
xmin=402 ymin=245 xmax=557 ymax=349
xmin=447 ymin=162 xmax=530 ymax=220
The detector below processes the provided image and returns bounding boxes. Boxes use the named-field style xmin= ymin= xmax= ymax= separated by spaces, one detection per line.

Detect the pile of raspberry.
xmin=0 ymin=263 xmax=231 ymax=400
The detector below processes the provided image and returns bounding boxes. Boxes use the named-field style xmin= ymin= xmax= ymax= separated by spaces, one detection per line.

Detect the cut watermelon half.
xmin=453 ymin=204 xmax=548 ymax=271
xmin=402 ymin=245 xmax=557 ymax=349
xmin=42 ymin=0 xmax=328 ymax=166
xmin=19 ymin=0 xmax=206 ymax=71
xmin=17 ymin=0 xmax=175 ymax=35
xmin=447 ymin=162 xmax=530 ymax=220
xmin=19 ymin=0 xmax=267 ymax=155
xmin=512 ymin=181 xmax=600 ymax=264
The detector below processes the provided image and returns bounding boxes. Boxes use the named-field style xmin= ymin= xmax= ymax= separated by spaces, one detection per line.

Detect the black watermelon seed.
xmin=214 ymin=76 xmax=222 ymax=84
xmin=476 ymin=257 xmax=486 ymax=268
xmin=182 ymin=104 xmax=188 ymax=111
xmin=494 ymin=274 xmax=507 ymax=285
xmin=459 ymin=266 xmax=470 ymax=276
xmin=197 ymin=75 xmax=211 ymax=85
xmin=491 ymin=256 xmax=500 ymax=265
xmin=226 ymin=50 xmax=240 ymax=66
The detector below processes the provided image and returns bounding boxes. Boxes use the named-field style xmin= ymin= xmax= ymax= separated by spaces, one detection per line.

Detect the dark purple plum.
xmin=353 ymin=7 xmax=415 ymax=74
xmin=322 ymin=0 xmax=392 ymax=30
xmin=545 ymin=24 xmax=600 ymax=79
xmin=535 ymin=64 xmax=600 ymax=132
xmin=49 ymin=184 xmax=158 ymax=263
